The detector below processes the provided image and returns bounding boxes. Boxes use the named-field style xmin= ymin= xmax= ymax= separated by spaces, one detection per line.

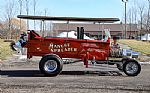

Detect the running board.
xmin=95 ymin=60 xmax=123 ymax=65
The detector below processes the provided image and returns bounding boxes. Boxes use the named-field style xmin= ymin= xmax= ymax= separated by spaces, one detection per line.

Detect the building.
xmin=52 ymin=23 xmax=138 ymax=39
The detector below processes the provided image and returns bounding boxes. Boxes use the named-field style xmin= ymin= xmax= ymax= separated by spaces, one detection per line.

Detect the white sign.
xmin=48 ymin=43 xmax=77 ymax=52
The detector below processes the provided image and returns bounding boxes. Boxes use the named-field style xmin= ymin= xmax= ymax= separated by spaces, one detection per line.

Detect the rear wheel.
xmin=39 ymin=55 xmax=63 ymax=76
xmin=123 ymin=60 xmax=141 ymax=76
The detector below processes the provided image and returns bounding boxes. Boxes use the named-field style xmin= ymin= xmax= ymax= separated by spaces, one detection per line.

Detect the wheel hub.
xmin=44 ymin=60 xmax=57 ymax=73
xmin=126 ymin=62 xmax=138 ymax=74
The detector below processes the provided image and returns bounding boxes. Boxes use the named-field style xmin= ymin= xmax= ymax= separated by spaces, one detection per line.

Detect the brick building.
xmin=52 ymin=23 xmax=138 ymax=39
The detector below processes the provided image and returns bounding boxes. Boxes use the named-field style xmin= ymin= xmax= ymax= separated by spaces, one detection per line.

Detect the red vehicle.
xmin=17 ymin=15 xmax=141 ymax=76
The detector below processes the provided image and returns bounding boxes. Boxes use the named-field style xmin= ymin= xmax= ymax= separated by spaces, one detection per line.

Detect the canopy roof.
xmin=17 ymin=15 xmax=120 ymax=23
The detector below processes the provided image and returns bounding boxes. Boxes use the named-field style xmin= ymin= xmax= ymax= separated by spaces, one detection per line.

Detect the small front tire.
xmin=123 ymin=60 xmax=141 ymax=76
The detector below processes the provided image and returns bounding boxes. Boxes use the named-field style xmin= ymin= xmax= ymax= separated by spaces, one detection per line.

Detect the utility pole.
xmin=122 ymin=0 xmax=128 ymax=39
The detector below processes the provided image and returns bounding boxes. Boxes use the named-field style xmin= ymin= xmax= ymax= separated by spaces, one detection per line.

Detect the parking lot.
xmin=0 ymin=55 xmax=150 ymax=93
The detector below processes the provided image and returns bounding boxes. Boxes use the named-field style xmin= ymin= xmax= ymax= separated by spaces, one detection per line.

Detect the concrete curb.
xmin=140 ymin=62 xmax=150 ymax=65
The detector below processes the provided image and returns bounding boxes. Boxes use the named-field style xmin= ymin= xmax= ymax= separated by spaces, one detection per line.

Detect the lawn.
xmin=118 ymin=39 xmax=150 ymax=55
xmin=0 ymin=39 xmax=14 ymax=60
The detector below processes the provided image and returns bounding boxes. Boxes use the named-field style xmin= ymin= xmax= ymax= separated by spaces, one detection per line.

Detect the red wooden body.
xmin=25 ymin=31 xmax=110 ymax=61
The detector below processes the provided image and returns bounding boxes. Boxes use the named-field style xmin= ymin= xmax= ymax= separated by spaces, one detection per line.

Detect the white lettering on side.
xmin=48 ymin=43 xmax=77 ymax=52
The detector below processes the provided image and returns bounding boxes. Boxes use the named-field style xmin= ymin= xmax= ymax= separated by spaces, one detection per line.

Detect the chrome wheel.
xmin=39 ymin=55 xmax=63 ymax=76
xmin=44 ymin=60 xmax=58 ymax=73
xmin=125 ymin=62 xmax=139 ymax=75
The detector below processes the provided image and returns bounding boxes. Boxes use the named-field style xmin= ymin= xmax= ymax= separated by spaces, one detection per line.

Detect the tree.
xmin=146 ymin=0 xmax=150 ymax=40
xmin=4 ymin=0 xmax=17 ymax=39
xmin=33 ymin=0 xmax=38 ymax=30
xmin=0 ymin=18 xmax=26 ymax=39
xmin=136 ymin=1 xmax=145 ymax=39
xmin=11 ymin=18 xmax=27 ymax=39
xmin=127 ymin=0 xmax=150 ymax=39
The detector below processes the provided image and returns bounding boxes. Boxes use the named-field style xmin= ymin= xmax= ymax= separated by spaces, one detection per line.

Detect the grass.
xmin=118 ymin=39 xmax=150 ymax=55
xmin=0 ymin=39 xmax=14 ymax=60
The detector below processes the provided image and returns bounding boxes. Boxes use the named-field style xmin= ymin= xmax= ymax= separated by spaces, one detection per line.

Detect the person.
xmin=111 ymin=36 xmax=122 ymax=57
xmin=103 ymin=29 xmax=111 ymax=43
xmin=19 ymin=32 xmax=27 ymax=47
xmin=16 ymin=32 xmax=27 ymax=54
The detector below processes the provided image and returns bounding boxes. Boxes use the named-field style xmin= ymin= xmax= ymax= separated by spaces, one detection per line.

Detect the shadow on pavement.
xmin=61 ymin=71 xmax=122 ymax=76
xmin=0 ymin=70 xmax=122 ymax=77
xmin=0 ymin=70 xmax=43 ymax=77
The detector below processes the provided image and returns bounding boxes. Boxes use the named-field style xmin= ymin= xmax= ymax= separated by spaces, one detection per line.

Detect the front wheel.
xmin=39 ymin=55 xmax=63 ymax=76
xmin=123 ymin=60 xmax=141 ymax=76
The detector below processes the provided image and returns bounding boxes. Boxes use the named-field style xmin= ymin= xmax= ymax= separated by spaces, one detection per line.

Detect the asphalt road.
xmin=0 ymin=55 xmax=150 ymax=93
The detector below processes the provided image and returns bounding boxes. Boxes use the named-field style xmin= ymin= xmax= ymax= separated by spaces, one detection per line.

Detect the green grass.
xmin=0 ymin=39 xmax=14 ymax=60
xmin=118 ymin=39 xmax=150 ymax=55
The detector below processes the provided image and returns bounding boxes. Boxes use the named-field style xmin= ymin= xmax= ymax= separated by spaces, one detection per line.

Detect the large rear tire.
xmin=39 ymin=54 xmax=63 ymax=76
xmin=123 ymin=59 xmax=141 ymax=76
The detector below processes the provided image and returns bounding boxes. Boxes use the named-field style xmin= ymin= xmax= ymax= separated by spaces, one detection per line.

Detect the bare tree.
xmin=18 ymin=0 xmax=23 ymax=39
xmin=132 ymin=7 xmax=138 ymax=38
xmin=0 ymin=18 xmax=27 ymax=39
xmin=138 ymin=2 xmax=145 ymax=38
xmin=33 ymin=0 xmax=38 ymax=30
xmin=126 ymin=6 xmax=138 ymax=39
xmin=25 ymin=0 xmax=29 ymax=30
xmin=4 ymin=0 xmax=17 ymax=39
xmin=129 ymin=0 xmax=148 ymax=39
xmin=143 ymin=0 xmax=150 ymax=40
xmin=147 ymin=0 xmax=150 ymax=30
xmin=126 ymin=8 xmax=131 ymax=38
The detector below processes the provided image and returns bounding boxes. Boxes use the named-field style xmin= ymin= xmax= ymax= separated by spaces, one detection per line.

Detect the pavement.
xmin=0 ymin=54 xmax=150 ymax=93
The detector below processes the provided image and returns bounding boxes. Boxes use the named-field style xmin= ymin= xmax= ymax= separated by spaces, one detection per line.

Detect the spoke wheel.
xmin=123 ymin=61 xmax=141 ymax=76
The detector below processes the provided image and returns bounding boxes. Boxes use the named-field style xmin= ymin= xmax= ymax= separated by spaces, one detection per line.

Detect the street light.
xmin=122 ymin=0 xmax=128 ymax=39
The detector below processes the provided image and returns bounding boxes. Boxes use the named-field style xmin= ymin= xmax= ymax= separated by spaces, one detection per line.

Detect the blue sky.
xmin=0 ymin=0 xmax=137 ymax=29
xmin=36 ymin=0 xmax=124 ymax=18
xmin=0 ymin=0 xmax=134 ymax=19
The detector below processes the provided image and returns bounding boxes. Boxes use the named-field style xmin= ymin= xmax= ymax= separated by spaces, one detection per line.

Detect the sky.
xmin=0 ymin=0 xmax=135 ymax=19
xmin=37 ymin=0 xmax=123 ymax=18
xmin=0 ymin=0 xmax=138 ymax=29
xmin=36 ymin=0 xmax=125 ymax=19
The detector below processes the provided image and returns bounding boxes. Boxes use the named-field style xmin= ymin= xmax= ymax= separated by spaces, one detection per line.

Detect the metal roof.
xmin=17 ymin=15 xmax=120 ymax=23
